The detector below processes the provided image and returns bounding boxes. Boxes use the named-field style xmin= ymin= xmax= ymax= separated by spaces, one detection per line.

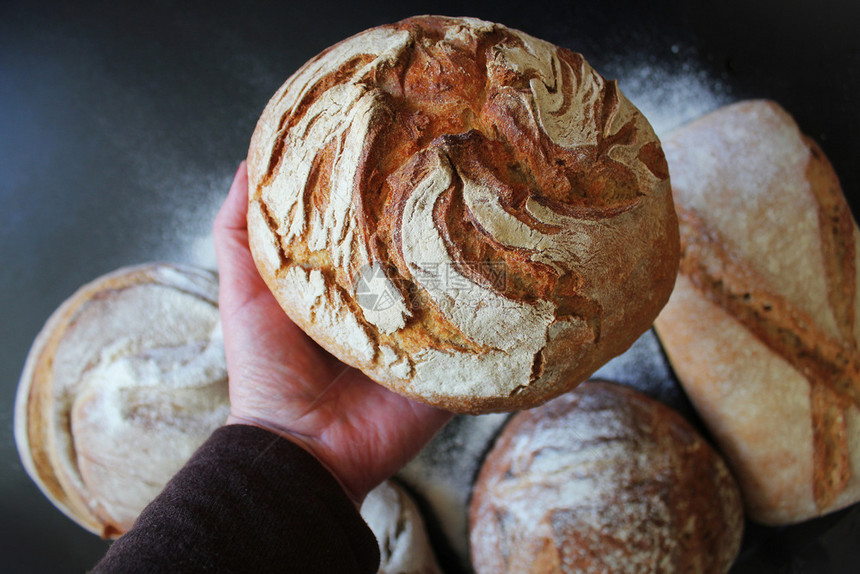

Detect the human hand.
xmin=213 ymin=162 xmax=452 ymax=503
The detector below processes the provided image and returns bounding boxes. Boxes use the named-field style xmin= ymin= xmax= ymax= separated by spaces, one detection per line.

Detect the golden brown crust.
xmin=14 ymin=263 xmax=227 ymax=537
xmin=805 ymin=136 xmax=858 ymax=348
xmin=655 ymin=99 xmax=860 ymax=524
xmin=247 ymin=15 xmax=679 ymax=413
xmin=468 ymin=380 xmax=744 ymax=573
xmin=19 ymin=288 xmax=104 ymax=533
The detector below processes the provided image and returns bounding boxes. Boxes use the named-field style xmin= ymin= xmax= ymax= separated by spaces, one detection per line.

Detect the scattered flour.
xmin=398 ymin=413 xmax=510 ymax=565
xmin=606 ymin=47 xmax=734 ymax=138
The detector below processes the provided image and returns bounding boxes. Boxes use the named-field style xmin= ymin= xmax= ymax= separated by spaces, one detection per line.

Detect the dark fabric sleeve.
xmin=91 ymin=424 xmax=380 ymax=574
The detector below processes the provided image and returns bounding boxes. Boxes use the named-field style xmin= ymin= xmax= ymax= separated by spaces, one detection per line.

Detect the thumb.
xmin=213 ymin=162 xmax=266 ymax=317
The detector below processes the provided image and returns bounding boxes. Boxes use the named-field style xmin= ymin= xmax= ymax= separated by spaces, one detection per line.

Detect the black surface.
xmin=2 ymin=1 xmax=859 ymax=572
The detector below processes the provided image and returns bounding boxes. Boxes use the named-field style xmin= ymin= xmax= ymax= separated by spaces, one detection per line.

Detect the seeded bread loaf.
xmin=246 ymin=15 xmax=679 ymax=413
xmin=14 ymin=263 xmax=229 ymax=537
xmin=654 ymin=100 xmax=860 ymax=524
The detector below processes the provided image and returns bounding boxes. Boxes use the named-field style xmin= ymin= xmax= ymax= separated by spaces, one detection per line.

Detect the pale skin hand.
xmin=213 ymin=161 xmax=452 ymax=503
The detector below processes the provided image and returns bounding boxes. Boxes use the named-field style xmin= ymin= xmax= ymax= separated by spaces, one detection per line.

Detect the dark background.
xmin=1 ymin=0 xmax=859 ymax=572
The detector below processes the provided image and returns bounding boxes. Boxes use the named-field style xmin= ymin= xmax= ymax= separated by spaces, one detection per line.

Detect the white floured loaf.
xmin=246 ymin=15 xmax=679 ymax=413
xmin=654 ymin=100 xmax=860 ymax=525
xmin=14 ymin=263 xmax=229 ymax=537
xmin=360 ymin=480 xmax=442 ymax=574
xmin=468 ymin=380 xmax=744 ymax=573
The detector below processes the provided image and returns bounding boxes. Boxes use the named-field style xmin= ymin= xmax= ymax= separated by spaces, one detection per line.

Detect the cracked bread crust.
xmin=247 ymin=15 xmax=679 ymax=413
xmin=655 ymin=100 xmax=860 ymax=524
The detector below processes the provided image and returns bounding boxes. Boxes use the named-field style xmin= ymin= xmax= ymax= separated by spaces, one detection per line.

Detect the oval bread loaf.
xmin=654 ymin=100 xmax=860 ymax=525
xmin=247 ymin=15 xmax=679 ymax=413
xmin=468 ymin=380 xmax=744 ymax=573
xmin=14 ymin=263 xmax=229 ymax=537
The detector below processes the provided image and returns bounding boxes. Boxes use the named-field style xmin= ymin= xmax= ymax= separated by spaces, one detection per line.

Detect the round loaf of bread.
xmin=469 ymin=380 xmax=744 ymax=573
xmin=14 ymin=263 xmax=229 ymax=538
xmin=360 ymin=480 xmax=442 ymax=574
xmin=247 ymin=15 xmax=679 ymax=413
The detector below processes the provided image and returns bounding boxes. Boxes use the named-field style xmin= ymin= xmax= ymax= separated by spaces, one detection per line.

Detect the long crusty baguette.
xmin=246 ymin=15 xmax=679 ymax=413
xmin=654 ymin=100 xmax=860 ymax=525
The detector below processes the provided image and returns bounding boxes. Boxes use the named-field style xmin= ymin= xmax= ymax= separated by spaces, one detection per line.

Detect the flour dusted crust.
xmin=468 ymin=380 xmax=744 ymax=573
xmin=14 ymin=263 xmax=229 ymax=537
xmin=247 ymin=15 xmax=679 ymax=413
xmin=360 ymin=480 xmax=442 ymax=574
xmin=654 ymin=100 xmax=860 ymax=525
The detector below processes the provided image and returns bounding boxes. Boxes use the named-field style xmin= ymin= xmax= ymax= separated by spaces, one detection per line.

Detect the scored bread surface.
xmin=14 ymin=263 xmax=228 ymax=537
xmin=654 ymin=100 xmax=860 ymax=524
xmin=247 ymin=15 xmax=679 ymax=413
xmin=468 ymin=380 xmax=744 ymax=573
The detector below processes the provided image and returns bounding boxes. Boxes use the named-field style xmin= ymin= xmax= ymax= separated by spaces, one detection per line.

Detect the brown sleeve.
xmin=90 ymin=425 xmax=380 ymax=573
